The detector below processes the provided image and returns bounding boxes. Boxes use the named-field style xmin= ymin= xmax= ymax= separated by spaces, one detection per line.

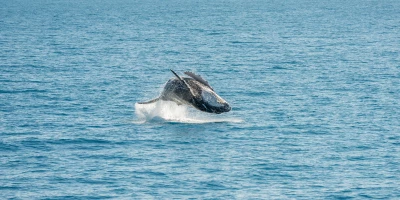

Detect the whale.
xmin=138 ymin=70 xmax=231 ymax=114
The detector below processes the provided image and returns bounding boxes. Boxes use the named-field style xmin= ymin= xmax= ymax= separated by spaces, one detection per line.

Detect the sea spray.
xmin=134 ymin=100 xmax=242 ymax=124
xmin=135 ymin=100 xmax=189 ymax=122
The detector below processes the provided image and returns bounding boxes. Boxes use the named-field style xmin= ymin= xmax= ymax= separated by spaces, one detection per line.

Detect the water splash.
xmin=134 ymin=100 xmax=242 ymax=124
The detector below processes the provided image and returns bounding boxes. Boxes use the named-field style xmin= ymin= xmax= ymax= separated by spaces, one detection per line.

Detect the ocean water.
xmin=1 ymin=0 xmax=399 ymax=199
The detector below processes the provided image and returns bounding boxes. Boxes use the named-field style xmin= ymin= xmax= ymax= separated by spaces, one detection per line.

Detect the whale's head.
xmin=192 ymin=86 xmax=231 ymax=114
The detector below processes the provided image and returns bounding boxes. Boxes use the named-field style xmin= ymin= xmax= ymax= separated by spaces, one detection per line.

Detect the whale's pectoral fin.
xmin=170 ymin=69 xmax=183 ymax=81
xmin=137 ymin=97 xmax=160 ymax=104
xmin=184 ymin=71 xmax=214 ymax=91
xmin=170 ymin=69 xmax=196 ymax=96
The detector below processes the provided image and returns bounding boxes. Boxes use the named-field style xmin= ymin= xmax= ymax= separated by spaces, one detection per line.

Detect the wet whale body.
xmin=138 ymin=70 xmax=231 ymax=114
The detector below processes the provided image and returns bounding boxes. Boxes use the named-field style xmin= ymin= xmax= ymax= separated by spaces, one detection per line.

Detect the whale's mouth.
xmin=198 ymin=88 xmax=231 ymax=114
xmin=206 ymin=103 xmax=231 ymax=114
xmin=195 ymin=101 xmax=231 ymax=114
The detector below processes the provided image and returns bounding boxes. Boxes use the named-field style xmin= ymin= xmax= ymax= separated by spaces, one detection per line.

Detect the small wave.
xmin=134 ymin=100 xmax=242 ymax=124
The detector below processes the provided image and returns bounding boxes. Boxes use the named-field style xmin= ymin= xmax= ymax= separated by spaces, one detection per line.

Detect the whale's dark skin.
xmin=138 ymin=70 xmax=231 ymax=114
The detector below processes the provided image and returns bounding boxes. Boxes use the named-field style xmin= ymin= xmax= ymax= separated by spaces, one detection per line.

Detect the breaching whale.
xmin=138 ymin=70 xmax=231 ymax=114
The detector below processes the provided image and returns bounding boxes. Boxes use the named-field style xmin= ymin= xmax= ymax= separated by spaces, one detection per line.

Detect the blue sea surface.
xmin=1 ymin=0 xmax=399 ymax=199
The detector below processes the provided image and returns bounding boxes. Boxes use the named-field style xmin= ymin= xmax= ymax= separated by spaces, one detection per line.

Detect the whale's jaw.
xmin=195 ymin=87 xmax=231 ymax=114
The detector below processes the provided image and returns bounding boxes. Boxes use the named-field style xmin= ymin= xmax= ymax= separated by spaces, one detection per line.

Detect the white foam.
xmin=134 ymin=100 xmax=242 ymax=124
